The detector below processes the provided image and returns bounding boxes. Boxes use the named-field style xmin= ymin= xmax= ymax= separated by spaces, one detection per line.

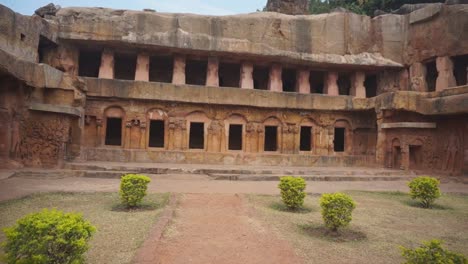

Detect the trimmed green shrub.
xmin=320 ymin=193 xmax=356 ymax=231
xmin=408 ymin=176 xmax=441 ymax=208
xmin=401 ymin=239 xmax=467 ymax=264
xmin=120 ymin=174 xmax=151 ymax=208
xmin=278 ymin=176 xmax=307 ymax=209
xmin=2 ymin=209 xmax=96 ymax=264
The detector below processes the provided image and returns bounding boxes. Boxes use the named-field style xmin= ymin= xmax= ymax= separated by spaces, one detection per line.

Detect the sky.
xmin=0 ymin=0 xmax=268 ymax=16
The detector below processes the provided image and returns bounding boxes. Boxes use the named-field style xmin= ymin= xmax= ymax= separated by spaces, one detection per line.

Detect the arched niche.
xmin=103 ymin=106 xmax=125 ymax=147
xmin=147 ymin=108 xmax=168 ymax=149
xmin=185 ymin=111 xmax=211 ymax=150
xmin=262 ymin=116 xmax=282 ymax=152
xmin=333 ymin=119 xmax=353 ymax=153
xmin=225 ymin=113 xmax=248 ymax=151
xmin=298 ymin=117 xmax=318 ymax=152
xmin=391 ymin=138 xmax=402 ymax=169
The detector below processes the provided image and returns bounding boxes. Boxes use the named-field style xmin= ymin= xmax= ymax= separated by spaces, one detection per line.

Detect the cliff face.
xmin=265 ymin=0 xmax=309 ymax=15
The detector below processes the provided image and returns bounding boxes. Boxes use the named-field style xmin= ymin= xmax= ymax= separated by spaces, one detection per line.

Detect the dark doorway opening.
xmin=78 ymin=50 xmax=101 ymax=77
xmin=393 ymin=146 xmax=402 ymax=169
xmin=114 ymin=53 xmax=137 ymax=80
xmin=189 ymin=122 xmax=204 ymax=149
xmin=253 ymin=66 xmax=269 ymax=90
xmin=149 ymin=55 xmax=173 ymax=83
xmin=186 ymin=59 xmax=207 ymax=86
xmin=282 ymin=69 xmax=297 ymax=92
xmin=334 ymin=127 xmax=345 ymax=152
xmin=338 ymin=73 xmax=351 ymax=95
xmin=38 ymin=35 xmax=57 ymax=64
xmin=425 ymin=60 xmax=437 ymax=92
xmin=148 ymin=120 xmax=165 ymax=148
xmin=105 ymin=118 xmax=122 ymax=146
xmin=300 ymin=126 xmax=312 ymax=151
xmin=453 ymin=55 xmax=468 ymax=86
xmin=310 ymin=71 xmax=325 ymax=94
xmin=364 ymin=74 xmax=378 ymax=98
xmin=219 ymin=63 xmax=241 ymax=88
xmin=409 ymin=145 xmax=423 ymax=169
xmin=228 ymin=124 xmax=243 ymax=150
xmin=264 ymin=126 xmax=278 ymax=152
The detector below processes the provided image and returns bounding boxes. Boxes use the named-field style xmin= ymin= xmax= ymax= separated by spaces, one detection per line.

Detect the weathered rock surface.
xmin=35 ymin=3 xmax=60 ymax=17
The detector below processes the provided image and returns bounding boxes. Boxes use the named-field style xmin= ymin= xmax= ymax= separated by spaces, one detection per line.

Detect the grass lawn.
xmin=249 ymin=191 xmax=468 ymax=264
xmin=0 ymin=192 xmax=169 ymax=264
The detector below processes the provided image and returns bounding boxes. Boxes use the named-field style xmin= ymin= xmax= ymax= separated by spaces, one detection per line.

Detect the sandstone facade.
xmin=0 ymin=3 xmax=467 ymax=175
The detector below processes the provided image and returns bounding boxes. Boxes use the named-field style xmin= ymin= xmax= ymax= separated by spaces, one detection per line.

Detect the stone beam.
xmin=172 ymin=55 xmax=186 ymax=85
xmin=135 ymin=53 xmax=149 ymax=82
xmin=240 ymin=62 xmax=254 ymax=89
xmin=435 ymin=56 xmax=456 ymax=91
xmin=98 ymin=50 xmax=114 ymax=79
xmin=380 ymin=122 xmax=437 ymax=129
xmin=296 ymin=70 xmax=310 ymax=94
xmin=206 ymin=57 xmax=219 ymax=87
xmin=350 ymin=72 xmax=366 ymax=98
xmin=324 ymin=72 xmax=339 ymax=96
xmin=268 ymin=64 xmax=282 ymax=92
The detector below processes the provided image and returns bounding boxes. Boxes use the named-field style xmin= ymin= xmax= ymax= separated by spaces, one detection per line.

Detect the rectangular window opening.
xmin=149 ymin=55 xmax=173 ymax=83
xmin=189 ymin=122 xmax=204 ymax=149
xmin=310 ymin=71 xmax=325 ymax=94
xmin=334 ymin=127 xmax=345 ymax=152
xmin=78 ymin=49 xmax=102 ymax=77
xmin=264 ymin=126 xmax=278 ymax=152
xmin=253 ymin=66 xmax=269 ymax=90
xmin=282 ymin=68 xmax=297 ymax=92
xmin=338 ymin=73 xmax=351 ymax=95
xmin=364 ymin=74 xmax=378 ymax=98
xmin=38 ymin=35 xmax=57 ymax=64
xmin=105 ymin=118 xmax=122 ymax=146
xmin=425 ymin=60 xmax=437 ymax=92
xmin=219 ymin=62 xmax=241 ymax=88
xmin=148 ymin=120 xmax=165 ymax=148
xmin=186 ymin=59 xmax=207 ymax=86
xmin=228 ymin=124 xmax=243 ymax=150
xmin=453 ymin=54 xmax=468 ymax=86
xmin=114 ymin=53 xmax=137 ymax=80
xmin=300 ymin=126 xmax=312 ymax=151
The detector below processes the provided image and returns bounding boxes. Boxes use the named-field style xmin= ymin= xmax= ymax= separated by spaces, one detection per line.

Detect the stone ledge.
xmin=409 ymin=3 xmax=443 ymax=24
xmin=29 ymin=103 xmax=83 ymax=117
xmin=380 ymin=122 xmax=437 ymax=129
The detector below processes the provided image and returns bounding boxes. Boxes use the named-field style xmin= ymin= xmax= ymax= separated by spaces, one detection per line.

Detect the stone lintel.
xmin=29 ymin=103 xmax=83 ymax=117
xmin=380 ymin=122 xmax=437 ymax=129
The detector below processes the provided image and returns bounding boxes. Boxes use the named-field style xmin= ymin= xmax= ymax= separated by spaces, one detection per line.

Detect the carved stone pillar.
xmin=168 ymin=118 xmax=186 ymax=150
xmin=245 ymin=123 xmax=257 ymax=153
xmin=206 ymin=57 xmax=219 ymax=87
xmin=282 ymin=124 xmax=299 ymax=154
xmin=401 ymin=144 xmax=410 ymax=170
xmin=296 ymin=70 xmax=310 ymax=94
xmin=139 ymin=121 xmax=147 ymax=149
xmin=350 ymin=72 xmax=366 ymax=98
xmin=435 ymin=56 xmax=456 ymax=91
xmin=98 ymin=50 xmax=114 ymax=79
xmin=240 ymin=62 xmax=254 ymax=89
xmin=207 ymin=120 xmax=223 ymax=152
xmin=409 ymin=63 xmax=427 ymax=92
xmin=135 ymin=53 xmax=149 ymax=82
xmin=96 ymin=118 xmax=103 ymax=146
xmin=324 ymin=72 xmax=339 ymax=96
xmin=268 ymin=64 xmax=282 ymax=92
xmin=172 ymin=55 xmax=186 ymax=85
xmin=375 ymin=111 xmax=386 ymax=167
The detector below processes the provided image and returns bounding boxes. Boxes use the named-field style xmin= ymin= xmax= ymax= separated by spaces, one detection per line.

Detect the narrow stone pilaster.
xmin=324 ymin=72 xmax=339 ymax=96
xmin=240 ymin=62 xmax=254 ymax=89
xmin=206 ymin=57 xmax=219 ymax=87
xmin=436 ymin=56 xmax=456 ymax=91
xmin=268 ymin=64 xmax=282 ymax=92
xmin=296 ymin=70 xmax=310 ymax=94
xmin=135 ymin=53 xmax=149 ymax=82
xmin=98 ymin=50 xmax=114 ymax=79
xmin=172 ymin=55 xmax=186 ymax=85
xmin=350 ymin=72 xmax=366 ymax=98
xmin=409 ymin=63 xmax=427 ymax=92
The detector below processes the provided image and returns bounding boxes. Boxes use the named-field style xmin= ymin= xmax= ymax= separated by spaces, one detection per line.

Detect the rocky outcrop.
xmin=34 ymin=3 xmax=60 ymax=17
xmin=264 ymin=0 xmax=309 ymax=15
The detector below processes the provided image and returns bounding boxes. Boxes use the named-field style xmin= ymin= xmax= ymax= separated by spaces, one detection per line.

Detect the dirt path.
xmin=150 ymin=193 xmax=302 ymax=264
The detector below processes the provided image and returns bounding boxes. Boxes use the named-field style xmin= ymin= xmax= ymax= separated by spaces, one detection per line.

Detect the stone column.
xmin=268 ymin=64 xmax=282 ymax=92
xmin=240 ymin=62 xmax=254 ymax=89
xmin=135 ymin=53 xmax=149 ymax=82
xmin=172 ymin=55 xmax=186 ymax=85
xmin=296 ymin=70 xmax=310 ymax=94
xmin=409 ymin=63 xmax=427 ymax=92
xmin=98 ymin=50 xmax=114 ymax=79
xmin=350 ymin=72 xmax=366 ymax=98
xmin=435 ymin=56 xmax=456 ymax=91
xmin=324 ymin=72 xmax=339 ymax=96
xmin=206 ymin=57 xmax=219 ymax=87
